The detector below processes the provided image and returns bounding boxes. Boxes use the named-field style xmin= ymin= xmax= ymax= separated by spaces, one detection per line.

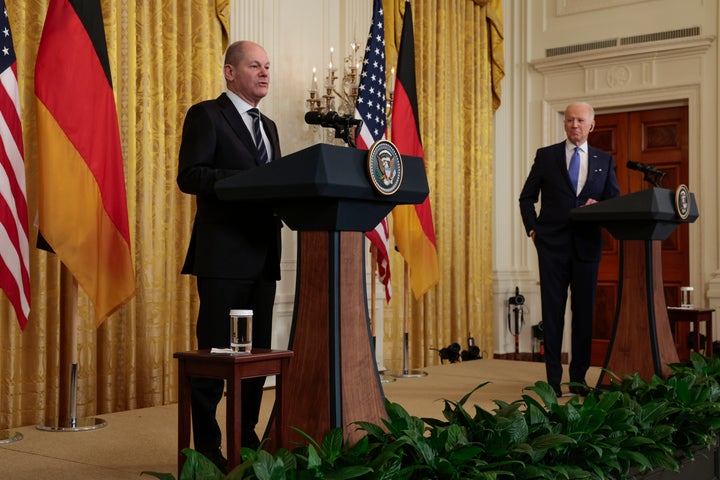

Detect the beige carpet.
xmin=0 ymin=359 xmax=600 ymax=479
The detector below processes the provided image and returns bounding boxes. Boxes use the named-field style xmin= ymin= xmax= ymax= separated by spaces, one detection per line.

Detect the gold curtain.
xmin=382 ymin=0 xmax=504 ymax=370
xmin=0 ymin=0 xmax=504 ymax=430
xmin=0 ymin=0 xmax=227 ymax=430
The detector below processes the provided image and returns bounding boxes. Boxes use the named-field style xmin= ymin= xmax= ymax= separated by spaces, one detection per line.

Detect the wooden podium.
xmin=570 ymin=187 xmax=698 ymax=385
xmin=215 ymin=143 xmax=429 ymax=447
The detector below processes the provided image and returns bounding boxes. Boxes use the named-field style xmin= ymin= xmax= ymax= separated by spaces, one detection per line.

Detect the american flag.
xmin=355 ymin=0 xmax=391 ymax=302
xmin=0 ymin=1 xmax=30 ymax=329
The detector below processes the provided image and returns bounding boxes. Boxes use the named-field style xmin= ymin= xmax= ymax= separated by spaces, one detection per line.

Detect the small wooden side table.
xmin=667 ymin=307 xmax=715 ymax=361
xmin=174 ymin=348 xmax=293 ymax=474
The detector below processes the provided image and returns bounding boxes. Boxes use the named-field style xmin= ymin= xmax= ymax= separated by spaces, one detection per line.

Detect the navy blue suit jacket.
xmin=177 ymin=93 xmax=282 ymax=279
xmin=519 ymin=141 xmax=620 ymax=262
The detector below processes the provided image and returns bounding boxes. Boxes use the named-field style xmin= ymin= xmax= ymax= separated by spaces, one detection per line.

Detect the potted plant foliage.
xmin=143 ymin=353 xmax=720 ymax=480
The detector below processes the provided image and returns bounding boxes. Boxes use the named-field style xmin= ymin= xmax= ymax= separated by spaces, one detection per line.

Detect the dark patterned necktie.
xmin=248 ymin=108 xmax=269 ymax=164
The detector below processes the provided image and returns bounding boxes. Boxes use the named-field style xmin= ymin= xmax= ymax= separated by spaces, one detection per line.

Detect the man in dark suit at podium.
xmin=519 ymin=102 xmax=619 ymax=397
xmin=177 ymin=40 xmax=282 ymax=471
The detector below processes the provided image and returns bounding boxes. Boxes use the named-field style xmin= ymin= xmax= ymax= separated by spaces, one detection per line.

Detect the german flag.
xmin=35 ymin=0 xmax=135 ymax=325
xmin=391 ymin=0 xmax=439 ymax=299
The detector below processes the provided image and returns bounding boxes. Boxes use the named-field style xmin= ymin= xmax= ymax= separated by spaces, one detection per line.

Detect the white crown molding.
xmin=531 ymin=35 xmax=715 ymax=73
xmin=556 ymin=0 xmax=653 ymax=17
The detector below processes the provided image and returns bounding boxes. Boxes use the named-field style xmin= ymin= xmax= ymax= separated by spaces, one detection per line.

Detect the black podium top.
xmin=570 ymin=187 xmax=698 ymax=240
xmin=214 ymin=143 xmax=429 ymax=232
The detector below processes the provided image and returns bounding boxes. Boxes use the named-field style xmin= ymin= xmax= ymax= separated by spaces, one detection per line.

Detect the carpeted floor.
xmin=0 ymin=358 xmax=600 ymax=479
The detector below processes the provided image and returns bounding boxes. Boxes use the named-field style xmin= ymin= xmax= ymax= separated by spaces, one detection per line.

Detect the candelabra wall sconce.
xmin=307 ymin=44 xmax=361 ymax=116
xmin=305 ymin=44 xmax=395 ymax=146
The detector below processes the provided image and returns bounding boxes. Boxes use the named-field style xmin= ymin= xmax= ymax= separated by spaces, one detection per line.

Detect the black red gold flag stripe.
xmin=35 ymin=0 xmax=135 ymax=324
xmin=390 ymin=0 xmax=439 ymax=299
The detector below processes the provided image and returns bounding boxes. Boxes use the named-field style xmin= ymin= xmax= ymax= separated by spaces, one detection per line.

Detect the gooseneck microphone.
xmin=304 ymin=111 xmax=362 ymax=147
xmin=626 ymin=160 xmax=661 ymax=174
xmin=304 ymin=111 xmax=362 ymax=129
xmin=627 ymin=160 xmax=666 ymax=187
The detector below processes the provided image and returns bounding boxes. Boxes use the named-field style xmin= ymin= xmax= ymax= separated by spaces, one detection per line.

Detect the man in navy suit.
xmin=519 ymin=102 xmax=619 ymax=397
xmin=177 ymin=40 xmax=282 ymax=471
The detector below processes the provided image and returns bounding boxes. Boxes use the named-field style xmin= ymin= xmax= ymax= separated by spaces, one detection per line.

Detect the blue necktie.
xmin=568 ymin=146 xmax=580 ymax=194
xmin=248 ymin=108 xmax=269 ymax=164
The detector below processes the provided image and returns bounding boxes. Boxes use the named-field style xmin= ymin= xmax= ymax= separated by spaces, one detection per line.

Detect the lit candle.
xmin=351 ymin=41 xmax=358 ymax=65
xmin=389 ymin=67 xmax=396 ymax=93
xmin=310 ymin=67 xmax=317 ymax=91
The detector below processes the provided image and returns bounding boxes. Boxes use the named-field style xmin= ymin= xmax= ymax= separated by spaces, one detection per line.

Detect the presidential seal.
xmin=367 ymin=139 xmax=403 ymax=195
xmin=675 ymin=184 xmax=690 ymax=220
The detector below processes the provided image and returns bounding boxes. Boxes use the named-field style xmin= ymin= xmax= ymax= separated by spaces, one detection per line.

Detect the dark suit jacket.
xmin=519 ymin=141 xmax=620 ymax=262
xmin=177 ymin=93 xmax=282 ymax=279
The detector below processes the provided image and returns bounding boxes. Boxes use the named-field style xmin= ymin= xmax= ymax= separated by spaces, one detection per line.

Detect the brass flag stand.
xmin=387 ymin=263 xmax=427 ymax=378
xmin=37 ymin=266 xmax=106 ymax=432
xmin=0 ymin=430 xmax=22 ymax=445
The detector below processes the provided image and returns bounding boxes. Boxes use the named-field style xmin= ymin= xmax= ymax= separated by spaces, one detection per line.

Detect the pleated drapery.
xmin=0 ymin=0 xmax=503 ymax=429
xmin=1 ymin=0 xmax=227 ymax=429
xmin=382 ymin=0 xmax=504 ymax=370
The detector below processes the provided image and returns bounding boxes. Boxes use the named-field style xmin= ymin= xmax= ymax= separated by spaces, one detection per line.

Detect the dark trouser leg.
xmin=537 ymin=247 xmax=570 ymax=386
xmin=190 ymin=377 xmax=224 ymax=452
xmin=240 ymin=278 xmax=275 ymax=444
xmin=192 ymin=276 xmax=276 ymax=451
xmin=569 ymin=260 xmax=599 ymax=383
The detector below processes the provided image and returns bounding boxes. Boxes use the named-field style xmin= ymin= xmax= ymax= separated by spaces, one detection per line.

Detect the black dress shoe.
xmin=198 ymin=448 xmax=228 ymax=474
xmin=569 ymin=382 xmax=591 ymax=397
xmin=550 ymin=384 xmax=563 ymax=397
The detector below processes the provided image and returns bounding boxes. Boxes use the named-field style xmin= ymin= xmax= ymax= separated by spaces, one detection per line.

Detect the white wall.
xmin=228 ymin=0 xmax=384 ymax=365
xmin=228 ymin=0 xmax=720 ymax=363
xmin=494 ymin=0 xmax=719 ymax=356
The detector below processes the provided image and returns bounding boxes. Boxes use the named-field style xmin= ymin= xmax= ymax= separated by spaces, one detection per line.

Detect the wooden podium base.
xmin=277 ymin=231 xmax=386 ymax=447
xmin=212 ymin=143 xmax=430 ymax=450
xmin=598 ymin=240 xmax=679 ymax=386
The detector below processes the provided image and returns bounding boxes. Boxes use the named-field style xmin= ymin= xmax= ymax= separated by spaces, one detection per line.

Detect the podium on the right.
xmin=570 ymin=187 xmax=699 ymax=386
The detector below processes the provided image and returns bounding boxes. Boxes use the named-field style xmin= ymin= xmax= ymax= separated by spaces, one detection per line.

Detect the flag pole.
xmin=388 ymin=262 xmax=427 ymax=378
xmin=37 ymin=264 xmax=106 ymax=432
xmin=370 ymin=246 xmax=377 ymax=338
xmin=0 ymin=282 xmax=25 ymax=439
xmin=370 ymin=246 xmax=395 ymax=383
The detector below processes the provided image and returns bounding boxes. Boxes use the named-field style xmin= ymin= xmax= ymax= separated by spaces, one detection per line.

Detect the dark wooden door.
xmin=588 ymin=106 xmax=690 ymax=366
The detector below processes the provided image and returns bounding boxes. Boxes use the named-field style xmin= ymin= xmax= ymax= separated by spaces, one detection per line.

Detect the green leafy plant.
xmin=144 ymin=353 xmax=720 ymax=480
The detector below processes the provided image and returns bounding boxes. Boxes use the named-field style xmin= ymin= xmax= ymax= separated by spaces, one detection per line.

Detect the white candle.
xmin=351 ymin=41 xmax=359 ymax=65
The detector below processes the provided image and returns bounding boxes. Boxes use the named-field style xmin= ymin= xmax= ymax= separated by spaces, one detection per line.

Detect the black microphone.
xmin=304 ymin=111 xmax=325 ymax=125
xmin=627 ymin=160 xmax=661 ymax=174
xmin=304 ymin=111 xmax=362 ymax=129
